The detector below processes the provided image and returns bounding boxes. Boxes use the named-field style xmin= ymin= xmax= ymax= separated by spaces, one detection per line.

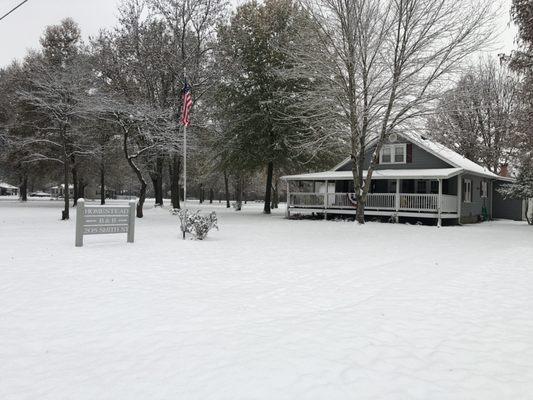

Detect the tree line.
xmin=1 ymin=0 xmax=530 ymax=223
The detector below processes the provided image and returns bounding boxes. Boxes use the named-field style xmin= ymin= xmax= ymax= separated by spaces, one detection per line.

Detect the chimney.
xmin=499 ymin=163 xmax=509 ymax=177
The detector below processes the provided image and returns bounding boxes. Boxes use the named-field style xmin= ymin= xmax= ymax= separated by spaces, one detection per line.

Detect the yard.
xmin=1 ymin=199 xmax=532 ymax=399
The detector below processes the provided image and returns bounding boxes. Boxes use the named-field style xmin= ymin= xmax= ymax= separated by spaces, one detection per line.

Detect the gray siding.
xmin=336 ymin=140 xmax=452 ymax=171
xmin=460 ymin=174 xmax=491 ymax=223
xmin=492 ymin=181 xmax=524 ymax=221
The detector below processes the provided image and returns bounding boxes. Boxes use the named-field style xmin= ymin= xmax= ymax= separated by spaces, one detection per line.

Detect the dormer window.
xmin=380 ymin=144 xmax=407 ymax=164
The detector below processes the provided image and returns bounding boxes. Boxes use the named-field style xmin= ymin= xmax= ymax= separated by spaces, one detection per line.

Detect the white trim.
xmin=282 ymin=168 xmax=463 ymax=181
xmin=481 ymin=180 xmax=488 ymax=198
xmin=464 ymin=179 xmax=472 ymax=203
xmin=331 ymin=157 xmax=351 ymax=172
xmin=437 ymin=179 xmax=442 ymax=227
xmin=286 ymin=207 xmax=459 ymax=219
xmin=457 ymin=175 xmax=462 ymax=224
xmin=379 ymin=143 xmax=407 ymax=164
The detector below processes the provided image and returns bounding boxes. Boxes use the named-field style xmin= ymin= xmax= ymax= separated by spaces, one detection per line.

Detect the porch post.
xmin=286 ymin=180 xmax=290 ymax=218
xmin=457 ymin=175 xmax=462 ymax=225
xmin=489 ymin=180 xmax=493 ymax=220
xmin=324 ymin=180 xmax=328 ymax=220
xmin=437 ymin=179 xmax=442 ymax=228
xmin=395 ymin=178 xmax=400 ymax=222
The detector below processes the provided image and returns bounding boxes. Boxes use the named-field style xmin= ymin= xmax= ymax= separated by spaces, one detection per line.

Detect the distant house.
xmin=282 ymin=132 xmax=525 ymax=224
xmin=50 ymin=184 xmax=74 ymax=198
xmin=0 ymin=182 xmax=19 ymax=196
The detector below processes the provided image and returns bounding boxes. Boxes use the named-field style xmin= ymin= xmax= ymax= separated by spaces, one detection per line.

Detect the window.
xmin=481 ymin=181 xmax=488 ymax=198
xmin=416 ymin=180 xmax=427 ymax=194
xmin=394 ymin=145 xmax=405 ymax=163
xmin=430 ymin=180 xmax=439 ymax=194
xmin=380 ymin=144 xmax=407 ymax=164
xmin=381 ymin=146 xmax=392 ymax=163
xmin=464 ymin=179 xmax=472 ymax=203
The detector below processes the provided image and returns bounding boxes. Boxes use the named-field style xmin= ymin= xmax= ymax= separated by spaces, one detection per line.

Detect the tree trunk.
xmin=271 ymin=179 xmax=278 ymax=209
xmin=150 ymin=176 xmax=160 ymax=206
xmin=155 ymin=157 xmax=164 ymax=206
xmin=235 ymin=175 xmax=243 ymax=211
xmin=354 ymin=151 xmax=367 ymax=224
xmin=150 ymin=158 xmax=164 ymax=207
xmin=170 ymin=154 xmax=180 ymax=209
xmin=263 ymin=161 xmax=274 ymax=214
xmin=128 ymin=159 xmax=147 ymax=217
xmin=71 ymin=160 xmax=78 ymax=207
xmin=100 ymin=163 xmax=106 ymax=205
xmin=20 ymin=173 xmax=28 ymax=202
xmin=209 ymin=188 xmax=214 ymax=204
xmin=224 ymin=170 xmax=230 ymax=208
xmin=79 ymin=178 xmax=86 ymax=199
xmin=137 ymin=180 xmax=147 ymax=218
xmin=62 ymin=155 xmax=70 ymax=220
xmin=123 ymin=126 xmax=147 ymax=218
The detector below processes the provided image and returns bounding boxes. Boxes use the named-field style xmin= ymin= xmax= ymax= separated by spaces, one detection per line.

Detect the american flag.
xmin=180 ymin=81 xmax=193 ymax=127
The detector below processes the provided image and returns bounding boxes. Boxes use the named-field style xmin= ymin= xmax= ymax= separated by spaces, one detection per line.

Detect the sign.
xmin=75 ymin=198 xmax=136 ymax=247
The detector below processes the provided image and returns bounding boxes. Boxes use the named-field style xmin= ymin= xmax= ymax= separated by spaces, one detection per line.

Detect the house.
xmin=282 ymin=132 xmax=524 ymax=225
xmin=50 ymin=184 xmax=74 ymax=198
xmin=0 ymin=182 xmax=19 ymax=196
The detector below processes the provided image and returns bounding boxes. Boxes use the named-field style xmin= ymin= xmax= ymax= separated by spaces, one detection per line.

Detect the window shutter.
xmin=406 ymin=143 xmax=413 ymax=163
xmin=480 ymin=181 xmax=483 ymax=198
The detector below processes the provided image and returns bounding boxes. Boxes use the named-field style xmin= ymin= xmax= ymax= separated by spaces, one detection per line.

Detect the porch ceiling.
xmin=281 ymin=168 xmax=463 ymax=181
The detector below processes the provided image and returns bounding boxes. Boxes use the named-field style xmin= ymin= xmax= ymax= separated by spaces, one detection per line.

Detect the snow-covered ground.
xmin=1 ymin=199 xmax=533 ymax=400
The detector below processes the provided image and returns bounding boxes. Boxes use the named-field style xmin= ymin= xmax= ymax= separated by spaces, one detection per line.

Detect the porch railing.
xmin=441 ymin=194 xmax=458 ymax=213
xmin=289 ymin=192 xmax=325 ymax=208
xmin=366 ymin=193 xmax=396 ymax=210
xmin=399 ymin=193 xmax=438 ymax=212
xmin=289 ymin=192 xmax=458 ymax=213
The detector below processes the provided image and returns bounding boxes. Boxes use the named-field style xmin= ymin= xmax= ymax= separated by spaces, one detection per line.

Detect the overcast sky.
xmin=0 ymin=0 xmax=518 ymax=68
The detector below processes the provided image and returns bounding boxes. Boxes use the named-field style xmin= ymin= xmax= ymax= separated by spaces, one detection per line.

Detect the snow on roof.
xmin=282 ymin=168 xmax=463 ymax=181
xmin=401 ymin=132 xmax=501 ymax=179
xmin=50 ymin=184 xmax=74 ymax=189
xmin=327 ymin=132 xmax=508 ymax=180
xmin=0 ymin=182 xmax=18 ymax=189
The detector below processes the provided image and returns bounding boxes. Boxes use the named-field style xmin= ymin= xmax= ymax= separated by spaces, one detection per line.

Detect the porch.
xmin=288 ymin=192 xmax=458 ymax=220
xmin=283 ymin=170 xmax=463 ymax=224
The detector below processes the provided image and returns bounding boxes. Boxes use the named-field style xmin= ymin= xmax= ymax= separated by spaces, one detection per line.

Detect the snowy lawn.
xmin=1 ymin=199 xmax=533 ymax=400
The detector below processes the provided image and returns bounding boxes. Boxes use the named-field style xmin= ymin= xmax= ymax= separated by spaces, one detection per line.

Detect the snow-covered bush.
xmin=170 ymin=209 xmax=219 ymax=239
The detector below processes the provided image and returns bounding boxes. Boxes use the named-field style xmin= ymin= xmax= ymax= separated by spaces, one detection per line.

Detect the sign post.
xmin=75 ymin=198 xmax=136 ymax=247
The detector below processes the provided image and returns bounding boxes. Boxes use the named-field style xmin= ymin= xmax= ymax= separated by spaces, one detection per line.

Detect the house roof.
xmin=301 ymin=131 xmax=512 ymax=181
xmin=50 ymin=184 xmax=74 ymax=189
xmin=401 ymin=132 xmax=502 ymax=179
xmin=282 ymin=168 xmax=463 ymax=181
xmin=0 ymin=182 xmax=18 ymax=190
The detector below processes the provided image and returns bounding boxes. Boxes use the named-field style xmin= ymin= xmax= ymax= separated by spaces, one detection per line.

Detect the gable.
xmin=335 ymin=138 xmax=453 ymax=171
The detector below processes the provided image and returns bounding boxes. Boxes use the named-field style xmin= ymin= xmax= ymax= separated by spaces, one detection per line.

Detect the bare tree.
xmin=14 ymin=55 xmax=94 ymax=220
xmin=428 ymin=57 xmax=521 ymax=173
xmin=288 ymin=0 xmax=497 ymax=223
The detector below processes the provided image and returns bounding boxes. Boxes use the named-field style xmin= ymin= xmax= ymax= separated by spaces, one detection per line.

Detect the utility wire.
xmin=0 ymin=0 xmax=30 ymax=22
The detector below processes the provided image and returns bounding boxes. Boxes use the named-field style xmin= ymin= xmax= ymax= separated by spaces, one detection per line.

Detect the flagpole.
xmin=183 ymin=69 xmax=187 ymax=213
xmin=183 ymin=123 xmax=187 ymax=211
xmin=180 ymin=72 xmax=192 ymax=240
xmin=181 ymin=123 xmax=186 ymax=240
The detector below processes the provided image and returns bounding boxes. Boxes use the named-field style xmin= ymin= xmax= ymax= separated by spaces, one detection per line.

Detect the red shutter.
xmin=406 ymin=143 xmax=413 ymax=163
